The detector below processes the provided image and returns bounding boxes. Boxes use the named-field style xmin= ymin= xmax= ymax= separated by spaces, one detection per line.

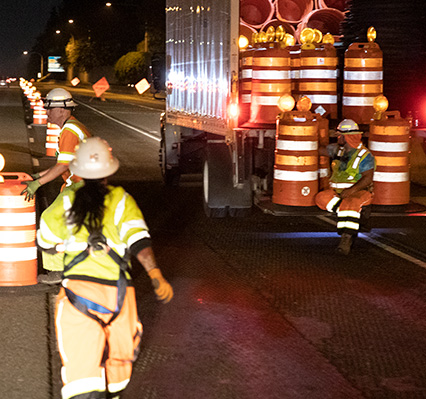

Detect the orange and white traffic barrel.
xmin=343 ymin=42 xmax=383 ymax=124
xmin=239 ymin=48 xmax=255 ymax=126
xmin=299 ymin=43 xmax=338 ymax=118
xmin=0 ymin=172 xmax=37 ymax=286
xmin=273 ymin=111 xmax=319 ymax=206
xmin=45 ymin=122 xmax=61 ymax=157
xmin=368 ymin=111 xmax=411 ymax=205
xmin=33 ymin=100 xmax=47 ymax=125
xmin=249 ymin=43 xmax=291 ymax=126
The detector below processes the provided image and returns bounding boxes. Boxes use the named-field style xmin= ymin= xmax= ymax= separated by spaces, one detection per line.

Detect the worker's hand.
xmin=30 ymin=172 xmax=41 ymax=180
xmin=147 ymin=268 xmax=173 ymax=304
xmin=20 ymin=179 xmax=41 ymax=201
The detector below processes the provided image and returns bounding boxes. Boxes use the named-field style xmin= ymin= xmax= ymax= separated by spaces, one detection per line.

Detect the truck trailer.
xmin=160 ymin=0 xmax=422 ymax=217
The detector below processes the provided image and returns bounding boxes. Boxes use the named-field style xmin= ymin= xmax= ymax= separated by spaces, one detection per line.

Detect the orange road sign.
xmin=92 ymin=77 xmax=110 ymax=97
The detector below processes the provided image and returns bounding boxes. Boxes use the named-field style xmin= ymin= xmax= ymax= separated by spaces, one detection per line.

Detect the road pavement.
xmin=2 ymin=85 xmax=426 ymax=399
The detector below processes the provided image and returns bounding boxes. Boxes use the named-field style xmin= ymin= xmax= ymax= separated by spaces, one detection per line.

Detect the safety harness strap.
xmin=64 ymin=287 xmax=108 ymax=328
xmin=62 ymin=232 xmax=129 ymax=327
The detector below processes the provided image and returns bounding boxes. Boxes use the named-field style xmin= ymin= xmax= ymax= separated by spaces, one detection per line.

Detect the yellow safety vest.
xmin=37 ymin=183 xmax=151 ymax=283
xmin=329 ymin=144 xmax=371 ymax=192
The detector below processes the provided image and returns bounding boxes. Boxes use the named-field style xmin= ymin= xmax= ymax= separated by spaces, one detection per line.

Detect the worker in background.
xmin=315 ymin=119 xmax=375 ymax=255
xmin=37 ymin=137 xmax=173 ymax=399
xmin=21 ymin=87 xmax=91 ymax=284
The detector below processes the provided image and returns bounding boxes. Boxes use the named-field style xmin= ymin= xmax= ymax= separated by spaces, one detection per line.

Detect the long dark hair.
xmin=67 ymin=179 xmax=109 ymax=234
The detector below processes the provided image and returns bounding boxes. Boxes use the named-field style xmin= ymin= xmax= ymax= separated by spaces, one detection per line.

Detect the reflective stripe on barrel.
xmin=273 ymin=113 xmax=319 ymax=206
xmin=368 ymin=112 xmax=410 ymax=205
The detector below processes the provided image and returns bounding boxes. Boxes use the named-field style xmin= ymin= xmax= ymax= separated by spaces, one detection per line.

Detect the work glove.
xmin=148 ymin=268 xmax=173 ymax=304
xmin=30 ymin=172 xmax=41 ymax=180
xmin=20 ymin=179 xmax=41 ymax=201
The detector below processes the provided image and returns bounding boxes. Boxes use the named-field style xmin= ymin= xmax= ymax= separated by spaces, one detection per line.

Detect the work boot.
xmin=37 ymin=271 xmax=63 ymax=285
xmin=336 ymin=233 xmax=353 ymax=255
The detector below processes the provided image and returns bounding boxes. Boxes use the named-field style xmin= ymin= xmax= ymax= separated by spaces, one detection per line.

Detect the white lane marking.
xmin=358 ymin=232 xmax=426 ymax=269
xmin=76 ymin=101 xmax=160 ymax=142
xmin=316 ymin=215 xmax=426 ymax=269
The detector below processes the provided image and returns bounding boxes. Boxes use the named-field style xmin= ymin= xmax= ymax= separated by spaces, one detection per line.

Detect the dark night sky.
xmin=0 ymin=0 xmax=63 ymax=76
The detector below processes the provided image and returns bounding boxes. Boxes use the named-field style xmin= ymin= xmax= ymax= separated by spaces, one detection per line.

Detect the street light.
xmin=23 ymin=51 xmax=44 ymax=79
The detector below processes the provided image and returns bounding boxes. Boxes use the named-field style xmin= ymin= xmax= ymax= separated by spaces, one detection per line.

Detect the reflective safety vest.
xmin=57 ymin=116 xmax=91 ymax=186
xmin=37 ymin=183 xmax=151 ymax=283
xmin=329 ymin=144 xmax=372 ymax=192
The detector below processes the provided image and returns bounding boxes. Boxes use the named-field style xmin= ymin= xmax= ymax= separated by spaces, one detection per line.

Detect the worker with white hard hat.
xmin=315 ymin=119 xmax=376 ymax=255
xmin=21 ymin=87 xmax=92 ymax=284
xmin=37 ymin=137 xmax=173 ymax=398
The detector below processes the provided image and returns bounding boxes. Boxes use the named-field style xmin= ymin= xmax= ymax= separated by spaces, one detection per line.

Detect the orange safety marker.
xmin=33 ymin=100 xmax=47 ymax=125
xmin=0 ymin=165 xmax=37 ymax=286
xmin=45 ymin=122 xmax=61 ymax=157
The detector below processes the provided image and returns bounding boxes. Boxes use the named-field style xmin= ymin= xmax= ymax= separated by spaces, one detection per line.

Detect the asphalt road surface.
xmin=1 ymin=83 xmax=426 ymax=398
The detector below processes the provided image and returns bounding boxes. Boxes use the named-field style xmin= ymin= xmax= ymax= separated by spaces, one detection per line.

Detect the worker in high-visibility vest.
xmin=21 ymin=87 xmax=92 ymax=284
xmin=315 ymin=119 xmax=376 ymax=255
xmin=37 ymin=137 xmax=173 ymax=399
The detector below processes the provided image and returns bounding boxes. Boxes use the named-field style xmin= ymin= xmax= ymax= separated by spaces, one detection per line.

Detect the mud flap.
xmin=203 ymin=142 xmax=252 ymax=218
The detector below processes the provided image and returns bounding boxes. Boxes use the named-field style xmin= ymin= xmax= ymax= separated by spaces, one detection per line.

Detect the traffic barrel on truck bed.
xmin=273 ymin=110 xmax=319 ymax=206
xmin=276 ymin=0 xmax=314 ymax=25
xmin=249 ymin=42 xmax=291 ymax=126
xmin=342 ymin=42 xmax=383 ymax=124
xmin=241 ymin=0 xmax=274 ymax=29
xmin=299 ymin=42 xmax=338 ymax=118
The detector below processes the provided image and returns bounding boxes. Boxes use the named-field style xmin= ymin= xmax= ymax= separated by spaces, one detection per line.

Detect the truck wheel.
xmin=203 ymin=143 xmax=252 ymax=218
xmin=159 ymin=139 xmax=180 ymax=186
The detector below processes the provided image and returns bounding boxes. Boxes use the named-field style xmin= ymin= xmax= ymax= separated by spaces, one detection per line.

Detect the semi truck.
xmin=159 ymin=0 xmax=424 ymax=217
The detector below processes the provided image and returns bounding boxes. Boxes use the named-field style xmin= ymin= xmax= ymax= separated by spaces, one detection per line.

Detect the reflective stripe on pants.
xmin=55 ymin=281 xmax=142 ymax=399
xmin=315 ymin=188 xmax=373 ymax=235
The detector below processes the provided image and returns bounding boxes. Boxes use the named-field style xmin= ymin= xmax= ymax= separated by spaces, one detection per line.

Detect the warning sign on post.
xmin=92 ymin=77 xmax=110 ymax=97
xmin=135 ymin=78 xmax=150 ymax=95
xmin=71 ymin=77 xmax=80 ymax=86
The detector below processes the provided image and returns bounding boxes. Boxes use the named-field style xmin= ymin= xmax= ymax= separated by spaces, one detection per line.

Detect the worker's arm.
xmin=21 ymin=162 xmax=70 ymax=201
xmin=318 ymin=146 xmax=329 ymax=157
xmin=38 ymin=163 xmax=69 ymax=186
xmin=339 ymin=168 xmax=374 ymax=199
xmin=135 ymin=246 xmax=173 ymax=304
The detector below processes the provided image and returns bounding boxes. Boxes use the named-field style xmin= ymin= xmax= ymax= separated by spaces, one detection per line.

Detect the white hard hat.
xmin=337 ymin=119 xmax=361 ymax=134
xmin=69 ymin=137 xmax=119 ymax=179
xmin=44 ymin=88 xmax=78 ymax=108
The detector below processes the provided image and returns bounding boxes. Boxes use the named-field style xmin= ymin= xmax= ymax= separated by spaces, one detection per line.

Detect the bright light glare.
xmin=229 ymin=103 xmax=239 ymax=118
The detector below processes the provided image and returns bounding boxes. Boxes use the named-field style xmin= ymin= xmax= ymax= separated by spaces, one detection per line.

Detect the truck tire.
xmin=159 ymin=138 xmax=180 ymax=186
xmin=203 ymin=143 xmax=252 ymax=218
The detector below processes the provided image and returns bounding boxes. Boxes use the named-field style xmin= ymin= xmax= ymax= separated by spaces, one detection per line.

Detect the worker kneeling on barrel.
xmin=37 ymin=137 xmax=173 ymax=399
xmin=315 ymin=119 xmax=376 ymax=255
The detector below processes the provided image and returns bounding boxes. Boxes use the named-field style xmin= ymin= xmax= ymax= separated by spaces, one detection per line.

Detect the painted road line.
xmin=76 ymin=100 xmax=160 ymax=142
xmin=358 ymin=232 xmax=426 ymax=269
xmin=317 ymin=215 xmax=426 ymax=269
